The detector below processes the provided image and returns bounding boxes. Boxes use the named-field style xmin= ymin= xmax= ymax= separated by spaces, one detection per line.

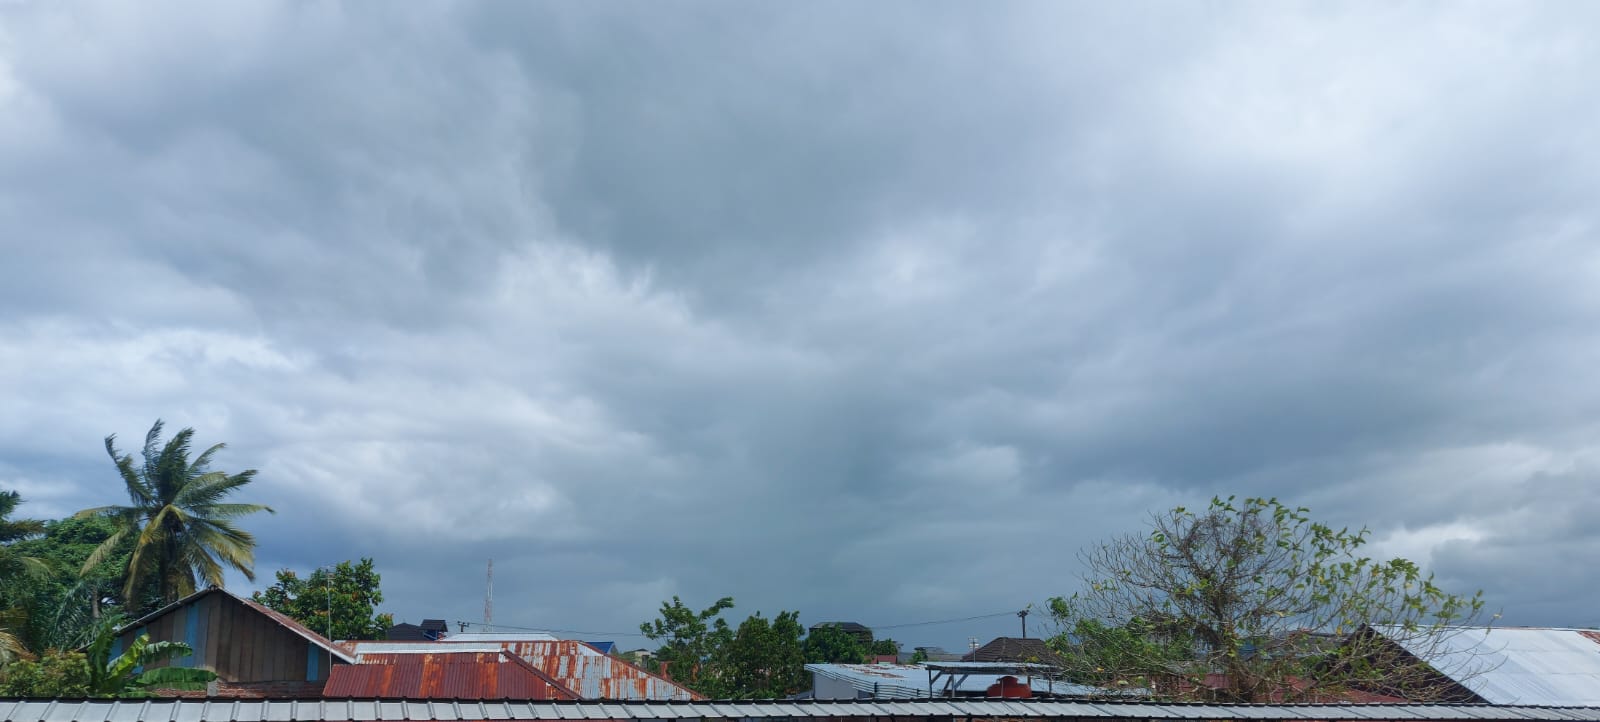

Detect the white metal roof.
xmin=2 ymin=698 xmax=1600 ymax=721
xmin=805 ymin=663 xmax=1104 ymax=698
xmin=439 ymin=633 xmax=560 ymax=642
xmin=1376 ymin=626 xmax=1600 ymax=705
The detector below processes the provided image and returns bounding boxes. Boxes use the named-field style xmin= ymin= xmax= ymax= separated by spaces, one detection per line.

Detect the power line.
xmin=866 ymin=610 xmax=1018 ymax=630
xmin=453 ymin=609 xmax=1021 ymax=639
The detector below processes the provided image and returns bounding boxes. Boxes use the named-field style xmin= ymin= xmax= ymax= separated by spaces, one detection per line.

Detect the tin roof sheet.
xmin=5 ymin=698 xmax=1597 ymax=721
xmin=344 ymin=640 xmax=697 ymax=701
xmin=323 ymin=652 xmax=578 ymax=700
xmin=805 ymin=663 xmax=1102 ymax=698
xmin=1376 ymin=626 xmax=1600 ymax=705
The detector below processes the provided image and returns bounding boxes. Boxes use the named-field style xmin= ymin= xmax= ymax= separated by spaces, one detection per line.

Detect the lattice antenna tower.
xmin=484 ymin=558 xmax=494 ymax=633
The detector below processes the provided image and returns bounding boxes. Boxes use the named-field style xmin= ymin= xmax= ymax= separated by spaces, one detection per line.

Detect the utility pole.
xmin=1017 ymin=609 xmax=1029 ymax=639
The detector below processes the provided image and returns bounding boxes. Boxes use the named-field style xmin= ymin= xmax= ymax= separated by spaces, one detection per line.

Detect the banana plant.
xmin=84 ymin=616 xmax=216 ymax=697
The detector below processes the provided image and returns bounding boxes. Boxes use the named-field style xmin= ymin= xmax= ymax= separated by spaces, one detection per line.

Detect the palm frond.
xmin=188 ymin=443 xmax=227 ymax=479
xmin=173 ymin=470 xmax=262 ymax=509
xmin=182 ymin=503 xmax=275 ymax=520
xmin=80 ymin=524 xmax=131 ymax=577
xmin=104 ymin=437 xmax=154 ymax=508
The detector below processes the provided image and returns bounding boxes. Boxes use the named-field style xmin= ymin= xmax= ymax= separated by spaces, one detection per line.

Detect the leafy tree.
xmin=10 ymin=515 xmax=149 ymax=652
xmin=0 ymin=649 xmax=91 ymax=697
xmin=252 ymin=558 xmax=394 ymax=640
xmin=640 ymin=596 xmax=734 ymax=695
xmin=79 ymin=420 xmax=274 ymax=612
xmin=0 ymin=490 xmax=47 ymax=663
xmin=801 ymin=624 xmax=867 ymax=664
xmin=869 ymin=638 xmax=901 ymax=659
xmin=717 ymin=611 xmax=806 ymax=698
xmin=1047 ymin=496 xmax=1489 ymax=702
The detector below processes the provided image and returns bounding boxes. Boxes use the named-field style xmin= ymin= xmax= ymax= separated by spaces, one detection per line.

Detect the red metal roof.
xmin=323 ymin=652 xmax=579 ymax=700
xmin=348 ymin=640 xmax=699 ymax=701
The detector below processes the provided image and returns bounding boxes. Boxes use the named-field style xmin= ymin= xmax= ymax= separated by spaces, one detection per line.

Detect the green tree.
xmin=79 ymin=420 xmax=274 ymax=612
xmin=717 ymin=611 xmax=806 ymax=698
xmin=10 ymin=515 xmax=148 ymax=652
xmin=252 ymin=558 xmax=394 ymax=640
xmin=869 ymin=638 xmax=900 ymax=659
xmin=801 ymin=624 xmax=867 ymax=664
xmin=640 ymin=596 xmax=734 ymax=695
xmin=0 ymin=649 xmax=91 ymax=697
xmin=1047 ymin=496 xmax=1489 ymax=702
xmin=0 ymin=490 xmax=47 ymax=663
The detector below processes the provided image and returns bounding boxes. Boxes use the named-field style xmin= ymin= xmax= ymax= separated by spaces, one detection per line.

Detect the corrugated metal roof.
xmin=346 ymin=641 xmax=697 ymax=701
xmin=1376 ymin=626 xmax=1600 ymax=705
xmin=323 ymin=652 xmax=578 ymax=700
xmin=806 ymin=663 xmax=1102 ymax=698
xmin=3 ymin=698 xmax=1600 ymax=721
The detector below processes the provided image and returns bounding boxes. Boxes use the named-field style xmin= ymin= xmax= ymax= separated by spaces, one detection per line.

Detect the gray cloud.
xmin=2 ymin=1 xmax=1599 ymax=649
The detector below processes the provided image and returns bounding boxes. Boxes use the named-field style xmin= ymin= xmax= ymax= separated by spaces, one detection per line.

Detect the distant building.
xmin=385 ymin=619 xmax=448 ymax=641
xmin=899 ymin=646 xmax=962 ymax=663
xmin=961 ymin=637 xmax=1065 ymax=667
xmin=810 ymin=621 xmax=874 ymax=645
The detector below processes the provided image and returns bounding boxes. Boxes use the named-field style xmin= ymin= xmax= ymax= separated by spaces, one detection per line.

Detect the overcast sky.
xmin=2 ymin=1 xmax=1599 ymax=651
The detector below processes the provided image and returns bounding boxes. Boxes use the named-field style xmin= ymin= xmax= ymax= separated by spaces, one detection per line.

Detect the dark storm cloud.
xmin=2 ymin=1 xmax=1599 ymax=648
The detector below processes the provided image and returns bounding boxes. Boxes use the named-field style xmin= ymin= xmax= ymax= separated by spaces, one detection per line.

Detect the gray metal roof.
xmin=1375 ymin=626 xmax=1600 ymax=705
xmin=804 ymin=663 xmax=1150 ymax=698
xmin=4 ymin=698 xmax=1600 ymax=721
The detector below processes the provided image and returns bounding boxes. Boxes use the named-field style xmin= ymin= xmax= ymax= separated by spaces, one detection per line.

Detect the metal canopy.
xmin=4 ymin=699 xmax=1600 ymax=722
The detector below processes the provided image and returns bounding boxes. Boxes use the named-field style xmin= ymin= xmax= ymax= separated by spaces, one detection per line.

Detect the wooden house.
xmin=112 ymin=587 xmax=355 ymax=697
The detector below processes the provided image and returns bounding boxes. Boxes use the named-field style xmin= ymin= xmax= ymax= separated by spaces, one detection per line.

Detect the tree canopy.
xmin=1047 ymin=496 xmax=1489 ymax=702
xmin=252 ymin=558 xmax=393 ymax=641
xmin=79 ymin=420 xmax=274 ymax=612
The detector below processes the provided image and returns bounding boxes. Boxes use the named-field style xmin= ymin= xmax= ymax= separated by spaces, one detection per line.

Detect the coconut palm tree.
xmin=79 ymin=420 xmax=274 ymax=610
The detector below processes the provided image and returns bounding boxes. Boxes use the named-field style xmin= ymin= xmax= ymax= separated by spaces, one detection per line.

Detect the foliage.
xmin=909 ymin=648 xmax=928 ymax=664
xmin=0 ymin=490 xmax=47 ymax=663
xmin=640 ymin=596 xmax=735 ymax=695
xmin=869 ymin=638 xmax=900 ymax=659
xmin=9 ymin=515 xmax=149 ymax=652
xmin=79 ymin=420 xmax=274 ymax=612
xmin=252 ymin=558 xmax=394 ymax=640
xmin=83 ymin=615 xmax=216 ymax=697
xmin=0 ymin=650 xmax=91 ymax=697
xmin=716 ymin=611 xmax=806 ymax=699
xmin=1047 ymin=496 xmax=1489 ymax=702
xmin=801 ymin=624 xmax=867 ymax=664
xmin=2 ymin=617 xmax=216 ymax=697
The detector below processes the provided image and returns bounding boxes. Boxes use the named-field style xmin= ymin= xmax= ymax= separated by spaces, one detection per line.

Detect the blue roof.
xmin=586 ymin=641 xmax=616 ymax=654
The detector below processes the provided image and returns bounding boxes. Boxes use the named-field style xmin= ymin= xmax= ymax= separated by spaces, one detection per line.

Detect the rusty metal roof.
xmin=347 ymin=640 xmax=698 ymax=701
xmin=323 ymin=652 xmax=578 ymax=700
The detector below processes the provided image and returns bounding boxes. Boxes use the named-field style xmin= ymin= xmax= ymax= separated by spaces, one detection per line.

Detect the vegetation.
xmin=0 ymin=491 xmax=47 ymax=663
xmin=253 ymin=558 xmax=394 ymax=640
xmin=639 ymin=597 xmax=904 ymax=698
xmin=79 ymin=420 xmax=274 ymax=613
xmin=0 ymin=617 xmax=216 ymax=697
xmin=1047 ymin=496 xmax=1489 ymax=702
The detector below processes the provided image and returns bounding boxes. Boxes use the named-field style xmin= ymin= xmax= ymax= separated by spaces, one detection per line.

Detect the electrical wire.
xmin=453 ymin=610 xmax=1021 ymax=639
